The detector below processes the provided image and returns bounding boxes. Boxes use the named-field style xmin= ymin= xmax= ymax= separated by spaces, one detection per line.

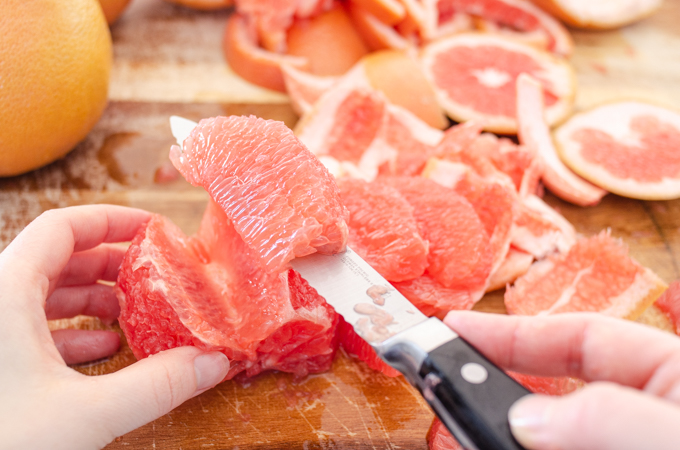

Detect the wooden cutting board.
xmin=1 ymin=0 xmax=680 ymax=448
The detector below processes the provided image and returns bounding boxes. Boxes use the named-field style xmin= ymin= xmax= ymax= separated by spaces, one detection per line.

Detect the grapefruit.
xmin=0 ymin=0 xmax=111 ymax=177
xmin=286 ymin=5 xmax=370 ymax=76
xmin=98 ymin=0 xmax=132 ymax=24
xmin=486 ymin=247 xmax=534 ymax=291
xmin=420 ymin=33 xmax=575 ymax=134
xmin=528 ymin=0 xmax=663 ymax=30
xmin=162 ymin=0 xmax=233 ymax=10
xmin=505 ymin=231 xmax=667 ymax=319
xmin=337 ymin=317 xmax=401 ymax=377
xmin=394 ymin=274 xmax=477 ymax=318
xmin=116 ymin=205 xmax=340 ymax=379
xmin=223 ymin=13 xmax=308 ymax=92
xmin=380 ymin=176 xmax=493 ymax=294
xmin=338 ymin=178 xmax=429 ymax=282
xmin=554 ymin=101 xmax=680 ymax=201
xmin=517 ymin=74 xmax=607 ymax=206
xmin=170 ymin=115 xmax=349 ymax=273
xmin=510 ymin=194 xmax=575 ymax=259
xmin=350 ymin=0 xmax=406 ymax=25
xmin=655 ymin=281 xmax=680 ymax=336
xmin=348 ymin=3 xmax=411 ymax=51
xmin=281 ymin=64 xmax=339 ymax=115
xmin=435 ymin=0 xmax=573 ymax=55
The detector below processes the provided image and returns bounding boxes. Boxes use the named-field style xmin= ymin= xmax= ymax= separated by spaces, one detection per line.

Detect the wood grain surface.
xmin=1 ymin=0 xmax=680 ymax=448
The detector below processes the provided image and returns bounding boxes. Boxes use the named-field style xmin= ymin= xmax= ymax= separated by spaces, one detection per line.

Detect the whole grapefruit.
xmin=0 ymin=0 xmax=112 ymax=177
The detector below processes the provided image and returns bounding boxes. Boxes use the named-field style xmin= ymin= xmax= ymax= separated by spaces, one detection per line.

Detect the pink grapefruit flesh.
xmin=281 ymin=64 xmax=339 ymax=116
xmin=655 ymin=281 xmax=680 ymax=336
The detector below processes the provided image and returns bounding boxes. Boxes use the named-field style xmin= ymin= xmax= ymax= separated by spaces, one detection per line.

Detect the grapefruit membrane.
xmin=420 ymin=33 xmax=575 ymax=134
xmin=554 ymin=101 xmax=680 ymax=200
xmin=486 ymin=248 xmax=534 ymax=292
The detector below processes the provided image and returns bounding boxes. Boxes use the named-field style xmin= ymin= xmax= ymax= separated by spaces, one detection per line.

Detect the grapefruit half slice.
xmin=171 ymin=115 xmax=349 ymax=273
xmin=505 ymin=231 xmax=667 ymax=319
xmin=420 ymin=33 xmax=575 ymax=134
xmin=554 ymin=101 xmax=680 ymax=201
xmin=517 ymin=74 xmax=606 ymax=206
xmin=529 ymin=0 xmax=663 ymax=30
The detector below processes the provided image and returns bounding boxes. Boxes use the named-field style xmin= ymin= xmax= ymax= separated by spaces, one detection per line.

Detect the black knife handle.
xmin=419 ymin=337 xmax=530 ymax=450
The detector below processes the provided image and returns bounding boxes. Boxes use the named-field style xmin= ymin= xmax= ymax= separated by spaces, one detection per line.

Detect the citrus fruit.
xmin=337 ymin=317 xmax=401 ymax=377
xmin=394 ymin=275 xmax=477 ymax=318
xmin=380 ymin=176 xmax=493 ymax=293
xmin=223 ymin=13 xmax=308 ymax=92
xmin=473 ymin=18 xmax=550 ymax=50
xmin=654 ymin=281 xmax=680 ymax=336
xmin=517 ymin=74 xmax=607 ymax=206
xmin=362 ymin=50 xmax=449 ymax=129
xmin=505 ymin=231 xmax=667 ymax=319
xmin=98 ymin=0 xmax=132 ymax=24
xmin=116 ymin=206 xmax=340 ymax=379
xmin=170 ymin=115 xmax=349 ymax=273
xmin=162 ymin=0 xmax=233 ymax=10
xmin=427 ymin=418 xmax=463 ymax=450
xmin=350 ymin=0 xmax=406 ymax=24
xmin=529 ymin=0 xmax=663 ymax=30
xmin=486 ymin=247 xmax=533 ymax=291
xmin=0 ymin=0 xmax=111 ymax=177
xmin=436 ymin=0 xmax=573 ymax=56
xmin=348 ymin=3 xmax=410 ymax=51
xmin=554 ymin=101 xmax=680 ymax=201
xmin=510 ymin=194 xmax=576 ymax=258
xmin=286 ymin=5 xmax=370 ymax=76
xmin=338 ymin=178 xmax=429 ymax=281
xmin=281 ymin=64 xmax=339 ymax=115
xmin=420 ymin=33 xmax=575 ymax=134
xmin=234 ymin=0 xmax=298 ymax=53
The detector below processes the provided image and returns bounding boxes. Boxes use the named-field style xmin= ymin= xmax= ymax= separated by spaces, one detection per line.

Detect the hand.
xmin=444 ymin=311 xmax=680 ymax=450
xmin=0 ymin=205 xmax=229 ymax=450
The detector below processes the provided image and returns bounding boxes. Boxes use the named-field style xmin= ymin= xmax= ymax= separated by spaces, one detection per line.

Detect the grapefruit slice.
xmin=505 ymin=231 xmax=667 ymax=319
xmin=510 ymin=194 xmax=576 ymax=259
xmin=654 ymin=281 xmax=680 ymax=336
xmin=393 ymin=275 xmax=477 ymax=318
xmin=281 ymin=64 xmax=339 ymax=115
xmin=529 ymin=0 xmax=663 ymax=30
xmin=286 ymin=4 xmax=370 ymax=76
xmin=350 ymin=0 xmax=406 ymax=24
xmin=116 ymin=205 xmax=340 ymax=378
xmin=435 ymin=0 xmax=573 ymax=56
xmin=554 ymin=101 xmax=680 ymax=201
xmin=348 ymin=3 xmax=411 ymax=51
xmin=486 ymin=247 xmax=534 ymax=292
xmin=380 ymin=176 xmax=493 ymax=293
xmin=420 ymin=33 xmax=575 ymax=134
xmin=517 ymin=74 xmax=607 ymax=206
xmin=223 ymin=13 xmax=308 ymax=92
xmin=170 ymin=115 xmax=349 ymax=273
xmin=338 ymin=177 xmax=429 ymax=282
xmin=337 ymin=316 xmax=401 ymax=377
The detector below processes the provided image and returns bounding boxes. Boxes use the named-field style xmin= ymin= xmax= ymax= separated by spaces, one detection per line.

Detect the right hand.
xmin=444 ymin=310 xmax=680 ymax=450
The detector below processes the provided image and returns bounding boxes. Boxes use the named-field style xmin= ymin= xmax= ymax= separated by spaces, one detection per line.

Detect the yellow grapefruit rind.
xmin=554 ymin=101 xmax=680 ymax=201
xmin=420 ymin=33 xmax=576 ymax=135
xmin=529 ymin=0 xmax=663 ymax=30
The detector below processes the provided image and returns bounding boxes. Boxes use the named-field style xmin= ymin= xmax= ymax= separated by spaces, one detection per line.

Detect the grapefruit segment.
xmin=281 ymin=64 xmax=339 ymax=115
xmin=348 ymin=3 xmax=411 ymax=51
xmin=528 ymin=0 xmax=663 ymax=30
xmin=486 ymin=248 xmax=534 ymax=292
xmin=350 ymin=0 xmax=406 ymax=24
xmin=337 ymin=316 xmax=401 ymax=377
xmin=517 ymin=74 xmax=607 ymax=206
xmin=393 ymin=275 xmax=476 ymax=319
xmin=554 ymin=101 xmax=680 ymax=201
xmin=339 ymin=178 xmax=429 ymax=282
xmin=655 ymin=281 xmax=680 ymax=336
xmin=223 ymin=13 xmax=308 ymax=92
xmin=171 ymin=115 xmax=349 ymax=273
xmin=505 ymin=231 xmax=667 ymax=319
xmin=420 ymin=33 xmax=575 ymax=134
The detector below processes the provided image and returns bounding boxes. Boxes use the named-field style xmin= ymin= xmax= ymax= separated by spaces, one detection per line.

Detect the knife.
xmin=290 ymin=246 xmax=531 ymax=450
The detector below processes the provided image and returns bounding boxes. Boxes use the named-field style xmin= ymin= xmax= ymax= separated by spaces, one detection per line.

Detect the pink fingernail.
xmin=194 ymin=352 xmax=229 ymax=392
xmin=508 ymin=394 xmax=555 ymax=448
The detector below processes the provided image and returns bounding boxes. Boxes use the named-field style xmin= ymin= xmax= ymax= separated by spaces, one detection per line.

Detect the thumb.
xmin=509 ymin=382 xmax=680 ymax=450
xmin=86 ymin=346 xmax=229 ymax=441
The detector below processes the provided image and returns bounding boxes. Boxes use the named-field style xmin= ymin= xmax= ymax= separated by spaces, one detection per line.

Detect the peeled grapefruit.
xmin=655 ymin=281 xmax=680 ymax=336
xmin=394 ymin=274 xmax=477 ymax=318
xmin=420 ymin=33 xmax=575 ymax=134
xmin=170 ymin=115 xmax=349 ymax=273
xmin=348 ymin=3 xmax=411 ymax=51
xmin=281 ymin=64 xmax=339 ymax=115
xmin=337 ymin=317 xmax=401 ymax=377
xmin=505 ymin=231 xmax=667 ymax=319
xmin=517 ymin=74 xmax=607 ymax=206
xmin=162 ymin=0 xmax=233 ymax=10
xmin=510 ymin=194 xmax=575 ymax=258
xmin=554 ymin=101 xmax=680 ymax=201
xmin=528 ymin=0 xmax=663 ymax=30
xmin=486 ymin=247 xmax=534 ymax=291
xmin=350 ymin=0 xmax=406 ymax=24
xmin=338 ymin=178 xmax=429 ymax=282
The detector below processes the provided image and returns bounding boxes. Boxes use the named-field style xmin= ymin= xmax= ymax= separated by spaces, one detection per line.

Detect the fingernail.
xmin=194 ymin=352 xmax=229 ymax=392
xmin=508 ymin=394 xmax=555 ymax=448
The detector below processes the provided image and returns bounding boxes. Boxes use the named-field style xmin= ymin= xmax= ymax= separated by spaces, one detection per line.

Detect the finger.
xmin=84 ymin=347 xmax=229 ymax=439
xmin=509 ymin=382 xmax=680 ymax=450
xmin=45 ymin=284 xmax=120 ymax=323
xmin=51 ymin=329 xmax=120 ymax=365
xmin=444 ymin=311 xmax=680 ymax=389
xmin=57 ymin=244 xmax=126 ymax=287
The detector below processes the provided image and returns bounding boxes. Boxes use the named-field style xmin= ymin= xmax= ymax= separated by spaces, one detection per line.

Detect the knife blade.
xmin=291 ymin=246 xmax=531 ymax=450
